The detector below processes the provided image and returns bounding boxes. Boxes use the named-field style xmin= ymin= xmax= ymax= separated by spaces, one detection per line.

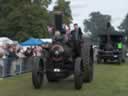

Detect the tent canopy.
xmin=40 ymin=38 xmax=52 ymax=43
xmin=20 ymin=38 xmax=45 ymax=46
xmin=0 ymin=37 xmax=16 ymax=46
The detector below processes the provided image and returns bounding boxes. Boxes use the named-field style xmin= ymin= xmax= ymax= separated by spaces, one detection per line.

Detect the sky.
xmin=48 ymin=0 xmax=128 ymax=31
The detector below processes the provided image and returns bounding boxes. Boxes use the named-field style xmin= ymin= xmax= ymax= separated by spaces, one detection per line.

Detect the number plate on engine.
xmin=54 ymin=69 xmax=61 ymax=72
xmin=114 ymin=55 xmax=118 ymax=58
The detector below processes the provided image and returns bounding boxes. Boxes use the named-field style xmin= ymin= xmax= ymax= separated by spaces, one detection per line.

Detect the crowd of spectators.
xmin=0 ymin=45 xmax=44 ymax=59
xmin=0 ymin=45 xmax=45 ymax=77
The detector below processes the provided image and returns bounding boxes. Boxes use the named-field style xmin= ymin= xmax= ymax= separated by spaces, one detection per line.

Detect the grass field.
xmin=0 ymin=64 xmax=128 ymax=96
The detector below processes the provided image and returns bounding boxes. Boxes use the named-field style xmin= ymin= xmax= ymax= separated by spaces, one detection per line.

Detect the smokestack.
xmin=107 ymin=22 xmax=111 ymax=29
xmin=54 ymin=11 xmax=63 ymax=31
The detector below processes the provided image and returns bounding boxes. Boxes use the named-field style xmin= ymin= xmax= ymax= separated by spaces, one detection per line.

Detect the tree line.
xmin=1 ymin=0 xmax=128 ymax=43
xmin=83 ymin=11 xmax=128 ymax=43
xmin=0 ymin=0 xmax=72 ymax=42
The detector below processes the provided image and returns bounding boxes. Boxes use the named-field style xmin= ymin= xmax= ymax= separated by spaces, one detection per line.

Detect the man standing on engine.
xmin=71 ymin=23 xmax=83 ymax=57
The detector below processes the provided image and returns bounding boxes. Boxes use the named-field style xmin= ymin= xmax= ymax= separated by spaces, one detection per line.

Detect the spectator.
xmin=16 ymin=48 xmax=26 ymax=58
xmin=33 ymin=46 xmax=43 ymax=57
xmin=6 ymin=46 xmax=17 ymax=76
xmin=24 ymin=47 xmax=33 ymax=57
xmin=0 ymin=47 xmax=5 ymax=58
xmin=16 ymin=48 xmax=26 ymax=74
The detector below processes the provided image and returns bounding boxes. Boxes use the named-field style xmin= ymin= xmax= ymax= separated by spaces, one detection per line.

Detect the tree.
xmin=32 ymin=0 xmax=52 ymax=8
xmin=119 ymin=14 xmax=128 ymax=44
xmin=119 ymin=14 xmax=128 ymax=33
xmin=83 ymin=12 xmax=115 ymax=42
xmin=53 ymin=0 xmax=72 ymax=25
xmin=0 ymin=0 xmax=51 ymax=42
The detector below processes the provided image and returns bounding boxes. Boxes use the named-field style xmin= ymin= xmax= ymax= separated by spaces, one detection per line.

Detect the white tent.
xmin=40 ymin=38 xmax=52 ymax=43
xmin=0 ymin=37 xmax=16 ymax=46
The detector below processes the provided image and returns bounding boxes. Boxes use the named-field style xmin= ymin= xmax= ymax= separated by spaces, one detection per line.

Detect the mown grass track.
xmin=0 ymin=64 xmax=128 ymax=96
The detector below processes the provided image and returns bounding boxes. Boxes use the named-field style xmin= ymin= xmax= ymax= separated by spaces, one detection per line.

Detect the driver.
xmin=71 ymin=23 xmax=83 ymax=57
xmin=53 ymin=30 xmax=65 ymax=43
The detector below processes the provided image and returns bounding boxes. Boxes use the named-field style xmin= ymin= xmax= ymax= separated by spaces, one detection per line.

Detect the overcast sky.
xmin=48 ymin=0 xmax=128 ymax=31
